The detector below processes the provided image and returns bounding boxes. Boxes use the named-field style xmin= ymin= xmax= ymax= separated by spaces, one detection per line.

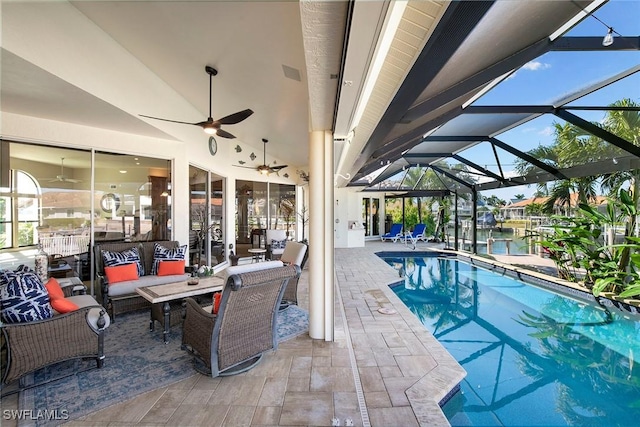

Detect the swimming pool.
xmin=381 ymin=253 xmax=640 ymax=427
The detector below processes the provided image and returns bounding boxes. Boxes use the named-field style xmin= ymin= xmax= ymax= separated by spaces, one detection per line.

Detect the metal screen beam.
xmin=488 ymin=137 xmax=567 ymax=180
xmin=430 ymin=165 xmax=473 ymax=189
xmin=554 ymin=109 xmax=640 ymax=159
xmin=551 ymin=36 xmax=640 ymax=51
xmin=452 ymin=154 xmax=506 ymax=182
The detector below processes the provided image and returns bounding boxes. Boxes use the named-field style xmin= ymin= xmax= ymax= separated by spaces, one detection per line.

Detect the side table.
xmin=247 ymin=248 xmax=266 ymax=263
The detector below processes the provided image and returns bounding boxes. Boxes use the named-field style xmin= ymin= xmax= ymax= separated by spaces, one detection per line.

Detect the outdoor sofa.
xmin=94 ymin=240 xmax=189 ymax=320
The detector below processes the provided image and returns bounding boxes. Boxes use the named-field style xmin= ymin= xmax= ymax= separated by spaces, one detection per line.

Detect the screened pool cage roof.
xmin=354 ymin=64 xmax=640 ymax=195
xmin=345 ymin=0 xmax=640 ymax=196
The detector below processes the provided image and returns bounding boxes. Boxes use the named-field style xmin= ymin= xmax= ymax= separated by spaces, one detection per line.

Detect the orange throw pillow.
xmin=51 ymin=297 xmax=79 ymax=314
xmin=45 ymin=277 xmax=65 ymax=300
xmin=157 ymin=260 xmax=185 ymax=276
xmin=105 ymin=263 xmax=139 ymax=284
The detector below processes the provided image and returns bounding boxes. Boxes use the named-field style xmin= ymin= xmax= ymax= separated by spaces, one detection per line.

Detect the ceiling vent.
xmin=282 ymin=64 xmax=302 ymax=82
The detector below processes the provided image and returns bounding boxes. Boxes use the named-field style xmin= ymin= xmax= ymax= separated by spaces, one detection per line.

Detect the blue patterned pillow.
xmin=102 ymin=247 xmax=144 ymax=277
xmin=1 ymin=267 xmax=54 ymax=324
xmin=270 ymin=239 xmax=287 ymax=249
xmin=151 ymin=243 xmax=187 ymax=275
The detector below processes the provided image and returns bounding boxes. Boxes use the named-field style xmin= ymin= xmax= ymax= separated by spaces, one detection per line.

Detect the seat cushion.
xmin=107 ymin=274 xmax=190 ymax=297
xmin=68 ymin=295 xmax=111 ymax=330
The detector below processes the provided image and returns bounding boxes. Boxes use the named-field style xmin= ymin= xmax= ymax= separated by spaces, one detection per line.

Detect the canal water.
xmin=448 ymin=228 xmax=531 ymax=255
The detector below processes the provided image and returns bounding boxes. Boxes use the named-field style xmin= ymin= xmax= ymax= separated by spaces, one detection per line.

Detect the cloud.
xmin=538 ymin=126 xmax=554 ymax=136
xmin=522 ymin=61 xmax=551 ymax=71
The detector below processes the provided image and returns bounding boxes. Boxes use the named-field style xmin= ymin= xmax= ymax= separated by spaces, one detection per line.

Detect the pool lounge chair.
xmin=381 ymin=224 xmax=403 ymax=242
xmin=405 ymin=224 xmax=427 ymax=245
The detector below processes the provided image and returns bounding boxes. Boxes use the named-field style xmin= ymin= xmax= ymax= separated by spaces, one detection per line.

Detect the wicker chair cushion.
xmin=216 ymin=260 xmax=284 ymax=280
xmin=151 ymin=243 xmax=187 ymax=275
xmin=0 ymin=267 xmax=54 ymax=324
xmin=69 ymin=295 xmax=111 ymax=328
xmin=102 ymin=247 xmax=144 ymax=277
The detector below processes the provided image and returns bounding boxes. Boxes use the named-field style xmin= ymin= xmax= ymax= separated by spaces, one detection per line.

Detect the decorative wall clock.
xmin=100 ymin=193 xmax=120 ymax=213
xmin=208 ymin=136 xmax=217 ymax=156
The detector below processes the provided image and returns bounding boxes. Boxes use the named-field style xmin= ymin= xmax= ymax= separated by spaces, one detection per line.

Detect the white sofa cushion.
xmin=106 ymin=273 xmax=190 ymax=297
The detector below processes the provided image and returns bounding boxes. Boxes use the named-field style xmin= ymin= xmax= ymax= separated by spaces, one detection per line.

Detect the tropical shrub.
xmin=525 ymin=189 xmax=640 ymax=298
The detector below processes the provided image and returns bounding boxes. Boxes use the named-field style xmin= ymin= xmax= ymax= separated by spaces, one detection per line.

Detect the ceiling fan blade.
xmin=216 ymin=129 xmax=236 ymax=139
xmin=217 ymin=109 xmax=254 ymax=125
xmin=270 ymin=165 xmax=288 ymax=171
xmin=139 ymin=114 xmax=199 ymax=126
xmin=232 ymin=164 xmax=256 ymax=169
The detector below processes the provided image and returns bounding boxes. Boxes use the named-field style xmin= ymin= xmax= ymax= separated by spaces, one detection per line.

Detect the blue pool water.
xmin=382 ymin=254 xmax=640 ymax=427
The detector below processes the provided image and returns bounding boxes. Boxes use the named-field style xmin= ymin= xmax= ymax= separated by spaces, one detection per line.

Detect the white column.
xmin=309 ymin=130 xmax=326 ymax=339
xmin=323 ymin=131 xmax=334 ymax=341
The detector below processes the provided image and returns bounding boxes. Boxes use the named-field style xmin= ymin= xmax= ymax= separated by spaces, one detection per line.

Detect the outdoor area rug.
xmin=17 ymin=304 xmax=308 ymax=426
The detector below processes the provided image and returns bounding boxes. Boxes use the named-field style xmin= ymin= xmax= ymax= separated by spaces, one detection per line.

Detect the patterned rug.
xmin=17 ymin=305 xmax=308 ymax=426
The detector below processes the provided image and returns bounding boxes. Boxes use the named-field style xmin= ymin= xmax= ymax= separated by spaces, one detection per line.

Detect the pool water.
xmin=383 ymin=255 xmax=640 ymax=427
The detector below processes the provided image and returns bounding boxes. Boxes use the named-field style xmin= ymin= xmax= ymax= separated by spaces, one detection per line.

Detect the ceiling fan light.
xmin=259 ymin=168 xmax=270 ymax=175
xmin=203 ymin=126 xmax=217 ymax=135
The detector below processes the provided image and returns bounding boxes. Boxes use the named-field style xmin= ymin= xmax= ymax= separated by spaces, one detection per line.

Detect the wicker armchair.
xmin=1 ymin=295 xmax=109 ymax=390
xmin=181 ymin=264 xmax=300 ymax=377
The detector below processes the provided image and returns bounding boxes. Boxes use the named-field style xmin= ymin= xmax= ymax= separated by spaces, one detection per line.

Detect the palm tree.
xmin=599 ymin=99 xmax=640 ymax=269
xmin=516 ymin=122 xmax=601 ymax=215
xmin=600 ymin=99 xmax=640 ymax=202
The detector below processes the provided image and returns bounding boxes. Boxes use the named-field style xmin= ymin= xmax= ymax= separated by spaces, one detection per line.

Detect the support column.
xmin=454 ymin=192 xmax=459 ymax=251
xmin=471 ymin=188 xmax=478 ymax=254
xmin=309 ymin=130 xmax=333 ymax=340
xmin=323 ymin=131 xmax=334 ymax=341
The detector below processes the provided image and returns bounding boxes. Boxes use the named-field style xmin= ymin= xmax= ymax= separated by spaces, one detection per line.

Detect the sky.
xmin=466 ymin=0 xmax=640 ymax=202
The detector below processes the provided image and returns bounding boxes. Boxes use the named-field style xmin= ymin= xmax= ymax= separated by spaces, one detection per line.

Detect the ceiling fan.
xmin=235 ymin=138 xmax=288 ymax=175
xmin=49 ymin=157 xmax=82 ymax=183
xmin=139 ymin=66 xmax=253 ymax=138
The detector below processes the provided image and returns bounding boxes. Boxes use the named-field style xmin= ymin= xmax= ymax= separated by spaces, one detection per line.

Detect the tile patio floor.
xmin=3 ymin=240 xmax=557 ymax=426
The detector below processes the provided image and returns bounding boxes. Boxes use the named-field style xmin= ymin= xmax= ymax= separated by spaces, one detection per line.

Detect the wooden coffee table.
xmin=136 ymin=276 xmax=224 ymax=343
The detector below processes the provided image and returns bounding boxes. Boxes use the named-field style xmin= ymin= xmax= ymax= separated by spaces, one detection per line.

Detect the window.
xmin=0 ymin=141 xmax=172 ymax=280
xmin=235 ymin=180 xmax=296 ymax=257
xmin=0 ymin=170 xmax=40 ymax=249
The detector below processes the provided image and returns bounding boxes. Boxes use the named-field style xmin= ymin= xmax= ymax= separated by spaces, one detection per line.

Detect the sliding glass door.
xmin=189 ymin=165 xmax=226 ymax=267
